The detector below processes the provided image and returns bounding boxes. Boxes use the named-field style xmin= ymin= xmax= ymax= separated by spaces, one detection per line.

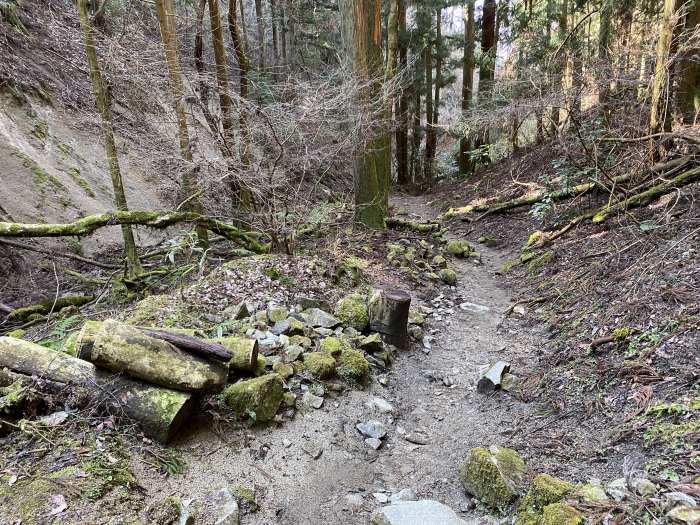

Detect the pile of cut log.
xmin=0 ymin=320 xmax=260 ymax=443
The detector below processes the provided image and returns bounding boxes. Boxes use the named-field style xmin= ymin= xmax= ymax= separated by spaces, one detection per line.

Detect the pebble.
xmin=371 ymin=500 xmax=472 ymax=525
xmin=365 ymin=397 xmax=395 ymax=414
xmin=301 ymin=440 xmax=323 ymax=459
xmin=403 ymin=432 xmax=429 ymax=445
xmin=365 ymin=437 xmax=383 ymax=450
xmin=356 ymin=420 xmax=388 ymax=439
xmin=302 ymin=392 xmax=324 ymax=409
xmin=390 ymin=488 xmax=416 ymax=502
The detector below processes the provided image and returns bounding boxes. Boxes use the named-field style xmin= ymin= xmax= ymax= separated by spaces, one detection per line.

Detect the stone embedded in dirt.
xmin=403 ymin=432 xmax=429 ymax=445
xmin=225 ymin=302 xmax=250 ymax=321
xmin=302 ymin=391 xmax=324 ymax=409
xmin=371 ymin=500 xmax=473 ymax=525
xmin=365 ymin=437 xmax=383 ymax=450
xmin=303 ymin=352 xmax=336 ymax=379
xmin=365 ymin=397 xmax=394 ymax=414
xmin=576 ymin=480 xmax=609 ymax=503
xmin=540 ymin=503 xmax=583 ymax=525
xmin=630 ymin=478 xmax=657 ymax=497
xmin=344 ymin=493 xmax=365 ymax=511
xmin=606 ymin=478 xmax=630 ymax=501
xmin=477 ymin=361 xmax=511 ymax=394
xmin=438 ymin=269 xmax=457 ymax=285
xmin=408 ymin=309 xmax=426 ymax=326
xmin=458 ymin=445 xmax=526 ymax=513
xmin=146 ymin=495 xmax=191 ymax=525
xmin=299 ymin=308 xmax=341 ymax=328
xmin=283 ymin=345 xmax=304 ymax=363
xmin=360 ymin=333 xmax=384 ymax=353
xmin=390 ymin=489 xmax=417 ymax=503
xmin=301 ymin=440 xmax=323 ymax=459
xmin=408 ymin=325 xmax=423 ymax=341
xmin=334 ymin=293 xmax=369 ymax=331
xmin=210 ymin=487 xmax=240 ymax=525
xmin=458 ymin=301 xmax=490 ymax=313
xmin=432 ymin=255 xmax=447 ymax=269
xmin=667 ymin=506 xmax=700 ymax=524
xmin=356 ymin=420 xmax=388 ymax=439
xmin=298 ymin=296 xmax=331 ymax=312
xmin=268 ymin=306 xmax=289 ymax=323
xmin=446 ymin=240 xmax=472 ymax=258
xmin=501 ymin=373 xmax=521 ymax=392
xmin=222 ymin=374 xmax=284 ymax=423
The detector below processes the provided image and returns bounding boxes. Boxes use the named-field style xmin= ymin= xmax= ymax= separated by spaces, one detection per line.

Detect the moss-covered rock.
xmin=6 ymin=329 xmax=26 ymax=339
xmin=439 ymin=268 xmax=457 ymax=285
xmin=527 ymin=251 xmax=554 ymax=273
xmin=268 ymin=306 xmax=289 ymax=323
xmin=523 ymin=231 xmax=546 ymax=250
xmin=338 ymin=349 xmax=370 ymax=385
xmin=446 ymin=240 xmax=472 ymax=257
xmin=222 ymin=373 xmax=283 ymax=423
xmin=432 ymin=255 xmax=447 ymax=268
xmin=359 ymin=333 xmax=383 ymax=353
xmin=254 ymin=355 xmax=267 ymax=376
xmin=334 ymin=293 xmax=369 ymax=331
xmin=272 ymin=362 xmax=294 ymax=379
xmin=303 ymin=352 xmax=336 ymax=379
xmin=575 ymin=480 xmax=608 ymax=504
xmin=289 ymin=335 xmax=312 ymax=348
xmin=146 ymin=495 xmax=185 ymax=524
xmin=522 ymin=474 xmax=574 ymax=509
xmin=125 ymin=294 xmax=171 ymax=325
xmin=541 ymin=503 xmax=582 ymax=525
xmin=459 ymin=445 xmax=526 ymax=513
xmin=320 ymin=336 xmax=350 ymax=357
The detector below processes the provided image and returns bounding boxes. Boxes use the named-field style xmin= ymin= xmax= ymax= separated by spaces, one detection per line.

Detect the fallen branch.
xmin=386 ymin=216 xmax=441 ymax=233
xmin=140 ymin=328 xmax=232 ymax=361
xmin=6 ymin=295 xmax=94 ymax=322
xmin=592 ymin=166 xmax=700 ymax=223
xmin=0 ymin=238 xmax=121 ymax=269
xmin=0 ymin=211 xmax=269 ymax=254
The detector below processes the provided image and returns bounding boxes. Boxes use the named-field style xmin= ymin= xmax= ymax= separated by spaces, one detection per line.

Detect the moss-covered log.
xmin=0 ymin=337 xmax=193 ymax=442
xmin=386 ymin=217 xmax=441 ymax=232
xmin=0 ymin=210 xmax=269 ymax=254
xmin=6 ymin=295 xmax=94 ymax=322
xmin=213 ymin=336 xmax=260 ymax=375
xmin=83 ymin=320 xmax=228 ymax=392
xmin=592 ymin=166 xmax=700 ymax=223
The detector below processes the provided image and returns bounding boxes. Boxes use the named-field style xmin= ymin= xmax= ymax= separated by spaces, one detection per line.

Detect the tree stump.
xmin=368 ymin=288 xmax=411 ymax=349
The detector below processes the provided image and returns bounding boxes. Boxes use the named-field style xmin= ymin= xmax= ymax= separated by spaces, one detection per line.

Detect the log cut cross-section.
xmin=0 ymin=337 xmax=193 ymax=443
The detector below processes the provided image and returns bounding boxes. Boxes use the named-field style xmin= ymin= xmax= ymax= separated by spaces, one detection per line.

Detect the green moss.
xmin=575 ymin=480 xmax=608 ymax=503
xmin=57 ymin=142 xmax=73 ymax=159
xmin=446 ymin=239 xmax=472 ymax=257
xmin=31 ymin=119 xmax=48 ymax=141
xmin=527 ymin=251 xmax=554 ymax=273
xmin=222 ymin=373 xmax=284 ymax=423
xmin=125 ymin=294 xmax=172 ymax=325
xmin=334 ymin=293 xmax=369 ymax=331
xmin=268 ymin=306 xmax=289 ymax=323
xmin=338 ymin=349 xmax=370 ymax=386
xmin=519 ymin=474 xmax=574 ymax=517
xmin=272 ymin=361 xmax=294 ymax=379
xmin=65 ymin=236 xmax=84 ymax=256
xmin=335 ymin=256 xmax=368 ymax=286
xmin=613 ymin=327 xmax=632 ymax=340
xmin=458 ymin=446 xmax=526 ymax=513
xmin=289 ymin=335 xmax=312 ymax=348
xmin=320 ymin=336 xmax=350 ymax=357
xmin=146 ymin=495 xmax=182 ymax=523
xmin=12 ymin=150 xmax=66 ymax=192
xmin=6 ymin=328 xmax=26 ymax=338
xmin=85 ymin=455 xmax=136 ymax=500
xmin=439 ymin=268 xmax=457 ymax=285
xmin=541 ymin=503 xmax=582 ymax=525
xmin=233 ymin=485 xmax=258 ymax=512
xmin=523 ymin=231 xmax=545 ymax=250
xmin=66 ymin=167 xmax=96 ymax=198
xmin=303 ymin=352 xmax=336 ymax=379
xmin=432 ymin=255 xmax=447 ymax=268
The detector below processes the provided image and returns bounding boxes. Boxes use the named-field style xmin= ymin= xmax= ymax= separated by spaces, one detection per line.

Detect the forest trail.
xmin=139 ymin=194 xmax=544 ymax=524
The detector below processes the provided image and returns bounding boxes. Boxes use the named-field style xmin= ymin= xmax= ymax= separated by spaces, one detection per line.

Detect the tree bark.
xmin=270 ymin=0 xmax=279 ymax=63
xmin=347 ymin=0 xmax=389 ymax=228
xmin=458 ymin=0 xmax=475 ymax=174
xmin=228 ymin=0 xmax=253 ymax=171
xmin=81 ymin=320 xmax=228 ymax=392
xmin=254 ymin=0 xmax=266 ymax=69
xmin=76 ymin=0 xmax=142 ymax=279
xmin=395 ymin=0 xmax=409 ymax=185
xmin=368 ymin=288 xmax=410 ymax=349
xmin=155 ymin=0 xmax=208 ymax=246
xmin=475 ymin=0 xmax=497 ymax=150
xmin=0 ymin=336 xmax=194 ymax=443
xmin=675 ymin=0 xmax=700 ymax=125
xmin=207 ymin=0 xmax=236 ymax=155
xmin=422 ymin=8 xmax=434 ymax=187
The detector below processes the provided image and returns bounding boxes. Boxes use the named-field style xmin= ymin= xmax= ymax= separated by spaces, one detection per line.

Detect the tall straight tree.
xmin=458 ymin=0 xmax=475 ymax=173
xmin=208 ymin=0 xmax=235 ymax=155
xmin=395 ymin=0 xmax=409 ymax=185
xmin=475 ymin=0 xmax=497 ymax=149
xmin=76 ymin=0 xmax=142 ymax=279
xmin=675 ymin=0 xmax=700 ymax=124
xmin=344 ymin=0 xmax=390 ymax=228
xmin=155 ymin=0 xmax=208 ymax=246
xmin=422 ymin=7 xmax=434 ymax=186
xmin=254 ymin=0 xmax=266 ymax=69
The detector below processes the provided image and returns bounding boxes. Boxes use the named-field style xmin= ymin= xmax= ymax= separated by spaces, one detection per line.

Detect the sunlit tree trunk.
xmin=346 ymin=0 xmax=389 ymax=228
xmin=194 ymin=0 xmax=220 ymax=139
xmin=458 ymin=0 xmax=475 ymax=173
xmin=395 ymin=0 xmax=409 ymax=185
xmin=76 ymin=0 xmax=142 ymax=279
xmin=155 ymin=0 xmax=208 ymax=246
xmin=650 ymin=0 xmax=684 ymax=137
xmin=551 ymin=0 xmax=568 ymax=133
xmin=207 ymin=0 xmax=235 ymax=155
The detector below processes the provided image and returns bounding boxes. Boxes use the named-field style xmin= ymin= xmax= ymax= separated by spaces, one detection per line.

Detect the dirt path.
xmin=143 ymin=195 xmax=545 ymax=524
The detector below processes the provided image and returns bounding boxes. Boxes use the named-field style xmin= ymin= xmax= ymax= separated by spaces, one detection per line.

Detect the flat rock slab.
xmin=371 ymin=500 xmax=474 ymax=525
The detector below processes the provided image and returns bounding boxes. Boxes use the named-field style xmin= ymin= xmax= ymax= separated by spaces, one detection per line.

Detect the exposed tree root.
xmin=0 ymin=211 xmax=269 ymax=254
xmin=0 ymin=238 xmax=121 ymax=269
xmin=6 ymin=295 xmax=95 ymax=321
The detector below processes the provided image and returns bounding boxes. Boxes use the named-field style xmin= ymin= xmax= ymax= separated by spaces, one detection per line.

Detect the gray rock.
xmin=224 ymin=302 xmax=250 ymax=321
xmin=301 ymin=440 xmax=323 ymax=459
xmin=283 ymin=345 xmax=304 ymax=363
xmin=630 ymin=478 xmax=657 ymax=497
xmin=360 ymin=333 xmax=384 ymax=353
xmin=315 ymin=327 xmax=334 ymax=337
xmin=365 ymin=437 xmax=383 ymax=450
xmin=212 ymin=487 xmax=240 ymax=525
xmin=667 ymin=506 xmax=700 ymax=524
xmin=344 ymin=493 xmax=365 ymax=511
xmin=606 ymin=478 xmax=630 ymax=502
xmin=374 ymin=493 xmax=390 ymax=503
xmin=371 ymin=500 xmax=472 ymax=525
xmin=403 ymin=432 xmax=429 ymax=445
xmin=665 ymin=491 xmax=697 ymax=508
xmin=300 ymin=308 xmax=341 ymax=328
xmin=344 ymin=326 xmax=361 ymax=338
xmin=365 ymin=397 xmax=394 ymax=414
xmin=357 ymin=420 xmax=388 ymax=439
xmin=298 ymin=296 xmax=331 ymax=312
xmin=271 ymin=319 xmax=291 ymax=335
xmin=302 ymin=391 xmax=324 ymax=409
xmin=390 ymin=489 xmax=417 ymax=503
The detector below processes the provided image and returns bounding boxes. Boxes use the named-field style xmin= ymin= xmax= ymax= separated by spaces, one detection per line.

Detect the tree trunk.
xmin=422 ymin=7 xmax=434 ymax=187
xmin=551 ymin=0 xmax=568 ymax=133
xmin=368 ymin=288 xmax=411 ymax=350
xmin=410 ymin=66 xmax=422 ymax=186
xmin=155 ymin=0 xmax=208 ymax=247
xmin=239 ymin=0 xmax=250 ymax=54
xmin=650 ymin=0 xmax=684 ymax=137
xmin=0 ymin=336 xmax=194 ymax=443
xmin=81 ymin=320 xmax=228 ymax=392
xmin=76 ymin=0 xmax=142 ymax=279
xmin=207 ymin=0 xmax=236 ymax=155
xmin=228 ymin=0 xmax=253 ymax=172
xmin=475 ymin=0 xmax=497 ymax=150
xmin=597 ymin=0 xmax=612 ymax=122
xmin=194 ymin=0 xmax=220 ymax=140
xmin=280 ymin=0 xmax=288 ymax=64
xmin=395 ymin=0 xmax=409 ymax=185
xmin=347 ymin=0 xmax=389 ymax=228
xmin=386 ymin=0 xmax=398 ymax=186
xmin=426 ymin=8 xmax=442 ymax=185
xmin=270 ymin=0 xmax=279 ymax=63
xmin=458 ymin=0 xmax=475 ymax=174
xmin=675 ymin=0 xmax=700 ymax=125
xmin=254 ymin=0 xmax=266 ymax=69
